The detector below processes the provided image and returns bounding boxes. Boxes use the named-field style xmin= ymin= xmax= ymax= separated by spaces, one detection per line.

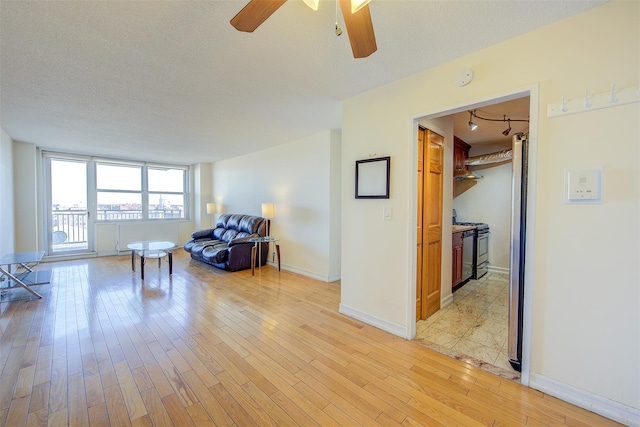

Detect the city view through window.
xmin=49 ymin=158 xmax=187 ymax=253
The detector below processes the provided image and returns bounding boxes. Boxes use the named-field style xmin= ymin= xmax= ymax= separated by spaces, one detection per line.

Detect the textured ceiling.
xmin=0 ymin=0 xmax=605 ymax=164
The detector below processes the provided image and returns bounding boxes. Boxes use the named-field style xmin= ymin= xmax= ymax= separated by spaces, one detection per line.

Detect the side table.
xmin=249 ymin=236 xmax=280 ymax=276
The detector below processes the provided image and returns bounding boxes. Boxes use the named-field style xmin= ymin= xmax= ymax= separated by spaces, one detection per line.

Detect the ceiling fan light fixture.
xmin=303 ymin=0 xmax=319 ymax=11
xmin=351 ymin=0 xmax=371 ymax=13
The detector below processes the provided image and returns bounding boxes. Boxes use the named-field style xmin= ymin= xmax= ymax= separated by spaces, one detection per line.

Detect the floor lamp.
xmin=261 ymin=203 xmax=275 ymax=236
xmin=206 ymin=203 xmax=216 ymax=228
xmin=251 ymin=202 xmax=280 ymax=274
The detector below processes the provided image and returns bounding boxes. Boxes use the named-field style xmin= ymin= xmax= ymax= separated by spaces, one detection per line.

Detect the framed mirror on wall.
xmin=355 ymin=156 xmax=390 ymax=199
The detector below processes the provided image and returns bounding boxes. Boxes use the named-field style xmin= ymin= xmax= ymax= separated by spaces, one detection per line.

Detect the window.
xmin=44 ymin=152 xmax=189 ymax=223
xmin=147 ymin=167 xmax=186 ymax=219
xmin=95 ymin=163 xmax=187 ymax=220
xmin=97 ymin=163 xmax=143 ymax=220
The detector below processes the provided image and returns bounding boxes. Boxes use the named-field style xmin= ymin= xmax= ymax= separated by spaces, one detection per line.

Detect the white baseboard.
xmin=43 ymin=252 xmax=98 ymax=262
xmin=529 ymin=373 xmax=640 ymax=427
xmin=327 ymin=273 xmax=341 ymax=283
xmin=98 ymin=250 xmax=118 ymax=257
xmin=488 ymin=265 xmax=510 ymax=275
xmin=441 ymin=293 xmax=454 ymax=308
xmin=275 ymin=263 xmax=340 ymax=283
xmin=338 ymin=303 xmax=408 ymax=339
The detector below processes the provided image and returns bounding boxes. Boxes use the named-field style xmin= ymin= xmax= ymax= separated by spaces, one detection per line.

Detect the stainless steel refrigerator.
xmin=508 ymin=133 xmax=528 ymax=372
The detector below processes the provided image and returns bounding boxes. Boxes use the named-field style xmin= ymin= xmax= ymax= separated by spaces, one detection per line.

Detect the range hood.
xmin=455 ymin=149 xmax=513 ymax=181
xmin=454 ymin=169 xmax=482 ymax=181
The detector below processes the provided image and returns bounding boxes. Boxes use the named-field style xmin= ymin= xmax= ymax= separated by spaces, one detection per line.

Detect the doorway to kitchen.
xmin=412 ymin=89 xmax=536 ymax=380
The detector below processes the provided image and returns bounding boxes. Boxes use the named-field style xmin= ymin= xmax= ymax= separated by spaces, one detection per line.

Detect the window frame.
xmin=146 ymin=166 xmax=188 ymax=220
xmin=43 ymin=151 xmax=190 ymax=222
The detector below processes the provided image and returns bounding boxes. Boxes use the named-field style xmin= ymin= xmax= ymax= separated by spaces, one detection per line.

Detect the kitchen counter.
xmin=452 ymin=225 xmax=477 ymax=233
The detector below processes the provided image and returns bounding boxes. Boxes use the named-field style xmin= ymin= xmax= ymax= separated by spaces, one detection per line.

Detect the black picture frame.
xmin=355 ymin=156 xmax=390 ymax=199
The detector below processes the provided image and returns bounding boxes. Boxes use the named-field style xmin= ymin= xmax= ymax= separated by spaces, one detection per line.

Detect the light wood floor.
xmin=0 ymin=250 xmax=621 ymax=426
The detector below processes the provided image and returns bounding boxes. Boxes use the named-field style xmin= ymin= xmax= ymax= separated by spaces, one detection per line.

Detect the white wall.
xmin=13 ymin=141 xmax=38 ymax=252
xmin=193 ymin=162 xmax=213 ymax=230
xmin=329 ymin=130 xmax=342 ymax=276
xmin=0 ymin=128 xmax=15 ymax=254
xmin=212 ymin=130 xmax=341 ymax=282
xmin=340 ymin=1 xmax=638 ymax=422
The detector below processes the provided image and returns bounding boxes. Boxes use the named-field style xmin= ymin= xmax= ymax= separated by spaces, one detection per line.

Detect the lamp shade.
xmin=206 ymin=203 xmax=216 ymax=214
xmin=261 ymin=203 xmax=276 ymax=219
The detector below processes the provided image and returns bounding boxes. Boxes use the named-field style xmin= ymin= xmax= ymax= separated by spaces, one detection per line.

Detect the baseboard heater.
xmin=116 ymin=222 xmax=180 ymax=254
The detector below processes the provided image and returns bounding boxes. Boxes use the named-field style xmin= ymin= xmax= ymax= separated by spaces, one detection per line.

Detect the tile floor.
xmin=414 ymin=271 xmax=521 ymax=380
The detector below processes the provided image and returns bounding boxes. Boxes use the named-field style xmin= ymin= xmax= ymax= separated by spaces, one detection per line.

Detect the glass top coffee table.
xmin=0 ymin=251 xmax=51 ymax=300
xmin=127 ymin=241 xmax=176 ymax=280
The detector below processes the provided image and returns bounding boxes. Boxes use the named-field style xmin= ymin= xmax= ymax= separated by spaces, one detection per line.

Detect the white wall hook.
xmin=609 ymin=84 xmax=619 ymax=103
xmin=548 ymin=85 xmax=640 ymax=118
xmin=583 ymin=89 xmax=592 ymax=108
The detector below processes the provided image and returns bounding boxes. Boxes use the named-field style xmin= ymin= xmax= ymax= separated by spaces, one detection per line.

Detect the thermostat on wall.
xmin=564 ymin=167 xmax=603 ymax=204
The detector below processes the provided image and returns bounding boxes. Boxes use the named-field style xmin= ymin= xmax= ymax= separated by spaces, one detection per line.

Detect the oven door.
xmin=477 ymin=231 xmax=489 ymax=265
xmin=461 ymin=230 xmax=474 ymax=283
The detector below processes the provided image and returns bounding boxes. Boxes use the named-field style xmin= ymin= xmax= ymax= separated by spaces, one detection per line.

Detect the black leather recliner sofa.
xmin=183 ymin=213 xmax=268 ymax=271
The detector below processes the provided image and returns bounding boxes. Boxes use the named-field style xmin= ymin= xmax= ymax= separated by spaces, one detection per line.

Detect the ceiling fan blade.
xmin=231 ymin=0 xmax=288 ymax=33
xmin=340 ymin=0 xmax=377 ymax=58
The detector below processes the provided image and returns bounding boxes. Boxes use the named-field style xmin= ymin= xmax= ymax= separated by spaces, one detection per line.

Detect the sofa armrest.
xmin=191 ymin=229 xmax=213 ymax=239
xmin=228 ymin=233 xmax=260 ymax=246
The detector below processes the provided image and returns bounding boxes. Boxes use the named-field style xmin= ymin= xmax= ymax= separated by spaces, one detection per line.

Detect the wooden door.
xmin=417 ymin=128 xmax=444 ymax=320
xmin=416 ymin=129 xmax=424 ymax=320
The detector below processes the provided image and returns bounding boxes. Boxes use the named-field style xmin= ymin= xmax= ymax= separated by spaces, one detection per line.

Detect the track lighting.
xmin=469 ymin=111 xmax=478 ymax=131
xmin=502 ymin=119 xmax=512 ymax=136
xmin=468 ymin=110 xmax=528 ymax=136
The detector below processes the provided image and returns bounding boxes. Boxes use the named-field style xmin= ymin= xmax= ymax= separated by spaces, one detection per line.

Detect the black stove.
xmin=454 ymin=221 xmax=489 ymax=232
xmin=452 ymin=209 xmax=489 ymax=280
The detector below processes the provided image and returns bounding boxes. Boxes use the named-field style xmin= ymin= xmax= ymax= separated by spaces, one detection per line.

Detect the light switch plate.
xmin=564 ymin=167 xmax=603 ymax=203
xmin=383 ymin=207 xmax=391 ymax=220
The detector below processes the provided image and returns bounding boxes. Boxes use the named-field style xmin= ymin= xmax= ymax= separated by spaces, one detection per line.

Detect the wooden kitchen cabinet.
xmin=453 ymin=136 xmax=471 ymax=171
xmin=452 ymin=231 xmax=463 ymax=286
